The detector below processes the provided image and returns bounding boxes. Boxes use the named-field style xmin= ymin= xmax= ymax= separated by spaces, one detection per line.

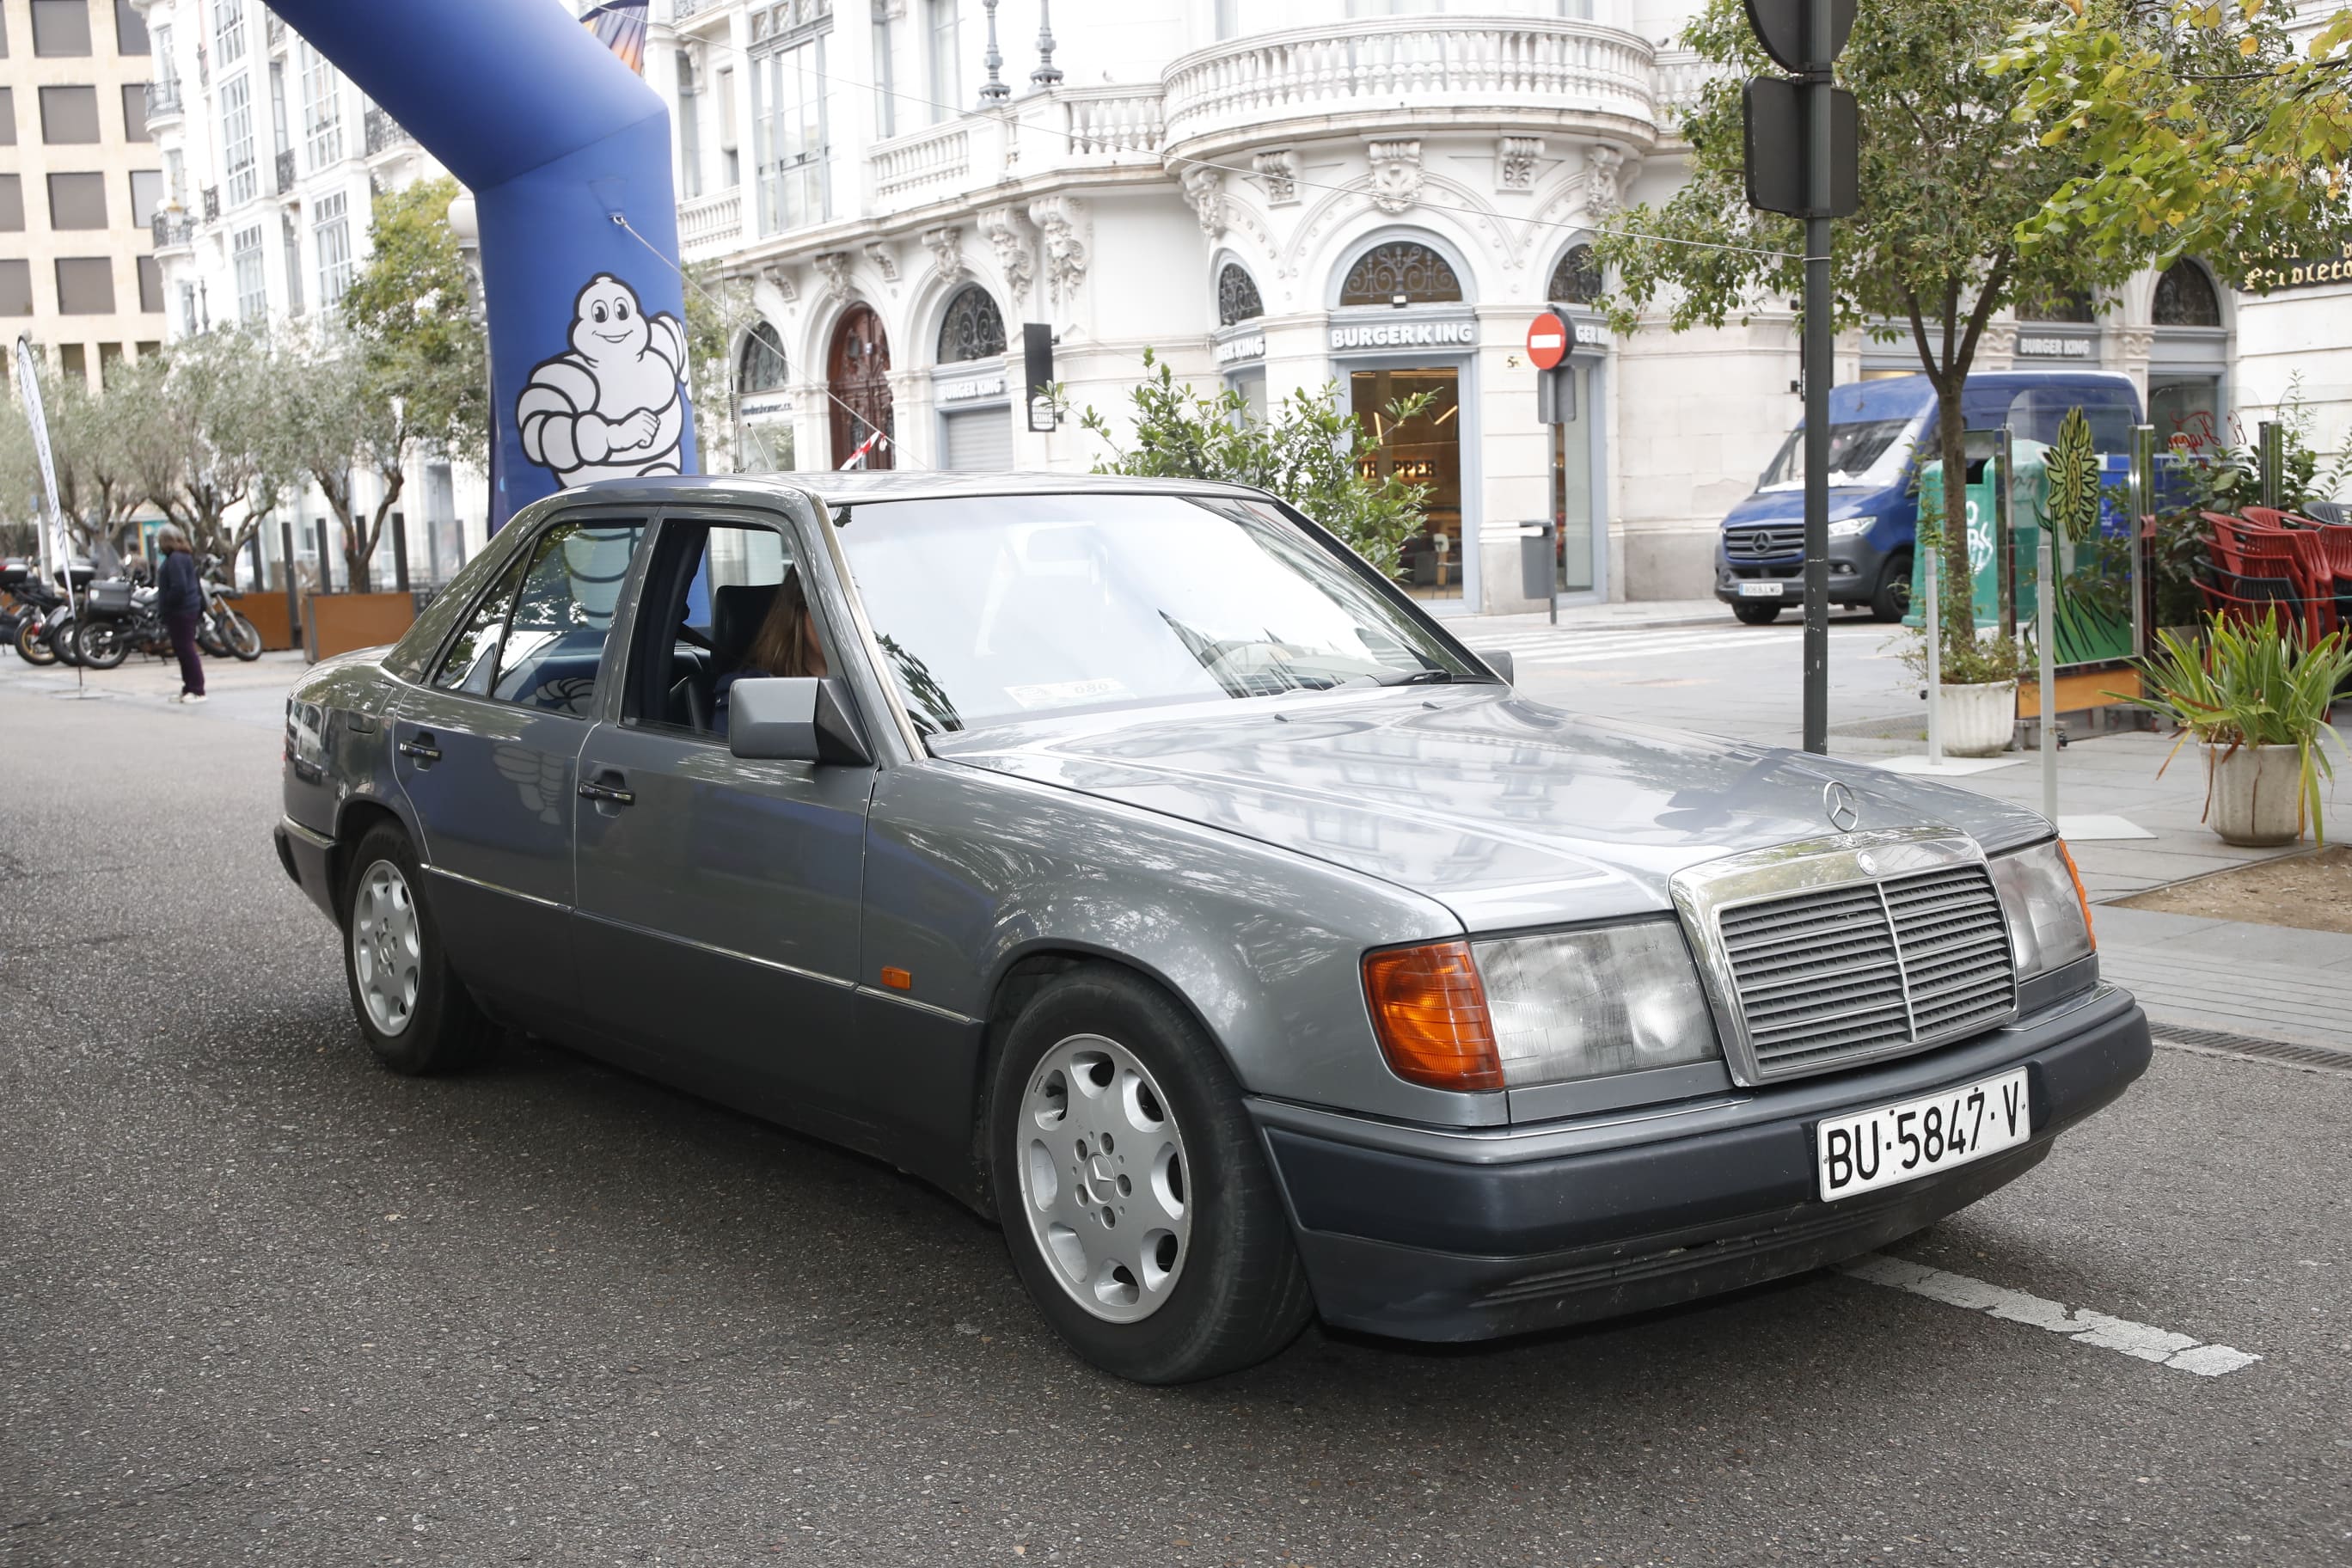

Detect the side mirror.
xmin=1473 ymin=648 xmax=1516 ymax=684
xmin=728 ymin=677 xmax=873 ymax=766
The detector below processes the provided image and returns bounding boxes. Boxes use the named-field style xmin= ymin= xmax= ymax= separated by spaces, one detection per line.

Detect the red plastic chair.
xmin=2199 ymin=513 xmax=2337 ymax=639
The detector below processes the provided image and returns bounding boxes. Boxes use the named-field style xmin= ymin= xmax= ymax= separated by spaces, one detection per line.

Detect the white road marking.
xmin=1841 ymin=1253 xmax=2262 ymax=1376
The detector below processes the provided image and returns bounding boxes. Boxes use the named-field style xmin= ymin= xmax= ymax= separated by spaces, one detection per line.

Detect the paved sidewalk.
xmin=1449 ymin=596 xmax=1732 ymax=639
xmin=2091 ymin=904 xmax=2352 ymax=1050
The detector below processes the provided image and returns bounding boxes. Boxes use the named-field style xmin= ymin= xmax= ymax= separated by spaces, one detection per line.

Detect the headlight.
xmin=1362 ymin=923 xmax=1720 ymax=1092
xmin=1827 ymin=515 xmax=1875 ymax=538
xmin=1989 ymin=838 xmax=2095 ymax=977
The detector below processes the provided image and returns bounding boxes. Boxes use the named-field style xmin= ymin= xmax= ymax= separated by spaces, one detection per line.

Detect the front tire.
xmin=223 ymin=609 xmax=264 ymax=660
xmin=986 ymin=965 xmax=1314 ymax=1383
xmin=1732 ymin=600 xmax=1782 ymax=625
xmin=1871 ymin=552 xmax=1914 ymax=623
xmin=340 ymin=824 xmax=498 ymax=1075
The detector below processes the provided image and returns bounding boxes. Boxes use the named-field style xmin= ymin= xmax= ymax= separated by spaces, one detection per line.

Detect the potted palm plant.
xmin=2124 ymin=610 xmax=2352 ymax=846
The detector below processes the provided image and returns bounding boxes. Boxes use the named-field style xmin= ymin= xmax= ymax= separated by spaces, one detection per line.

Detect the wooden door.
xmin=827 ymin=304 xmax=895 ymax=470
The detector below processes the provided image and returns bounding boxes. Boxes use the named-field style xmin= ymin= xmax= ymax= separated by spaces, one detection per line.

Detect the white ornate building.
xmin=649 ymin=0 xmax=2350 ymax=610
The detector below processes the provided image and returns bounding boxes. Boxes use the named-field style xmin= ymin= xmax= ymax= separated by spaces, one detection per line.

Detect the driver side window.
xmin=627 ymin=518 xmax=833 ymax=740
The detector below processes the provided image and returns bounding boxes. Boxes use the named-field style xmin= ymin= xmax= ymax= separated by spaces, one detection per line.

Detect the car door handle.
xmin=397 ymin=735 xmax=441 ymax=763
xmin=578 ymin=779 xmax=635 ymax=806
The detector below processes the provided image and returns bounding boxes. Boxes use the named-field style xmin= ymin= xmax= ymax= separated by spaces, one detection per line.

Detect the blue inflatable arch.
xmin=270 ymin=0 xmax=695 ymax=531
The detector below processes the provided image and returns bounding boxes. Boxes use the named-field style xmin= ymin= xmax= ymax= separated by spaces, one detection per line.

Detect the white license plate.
xmin=1816 ymin=1067 xmax=2030 ymax=1202
xmin=1737 ymin=581 xmax=1784 ymax=597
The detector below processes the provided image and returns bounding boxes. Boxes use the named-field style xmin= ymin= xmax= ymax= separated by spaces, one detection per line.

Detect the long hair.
xmin=743 ymin=568 xmax=821 ymax=678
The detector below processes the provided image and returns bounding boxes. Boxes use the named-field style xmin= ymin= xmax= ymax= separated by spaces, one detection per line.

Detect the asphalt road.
xmin=4 ymin=649 xmax=2349 ymax=1567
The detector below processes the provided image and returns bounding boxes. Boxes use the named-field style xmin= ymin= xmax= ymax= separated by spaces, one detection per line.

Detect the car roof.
xmin=532 ymin=470 xmax=1271 ymax=514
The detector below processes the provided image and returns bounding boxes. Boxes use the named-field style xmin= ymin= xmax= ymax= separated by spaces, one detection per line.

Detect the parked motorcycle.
xmin=71 ymin=580 xmax=164 ymax=670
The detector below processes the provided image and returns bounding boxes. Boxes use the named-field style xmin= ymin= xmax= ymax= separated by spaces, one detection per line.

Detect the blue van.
xmin=1712 ymin=370 xmax=2146 ymax=624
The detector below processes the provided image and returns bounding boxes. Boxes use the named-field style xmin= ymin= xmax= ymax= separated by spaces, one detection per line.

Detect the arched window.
xmin=1217 ymin=262 xmax=1264 ymax=327
xmin=2018 ymin=285 xmax=2093 ymax=323
xmin=1338 ymin=240 xmax=1462 ymax=307
xmin=738 ymin=322 xmax=788 ymax=393
xmin=935 ymin=285 xmax=1006 ymax=364
xmin=2153 ymin=260 xmax=2221 ymax=328
xmin=1547 ymin=243 xmax=1602 ymax=307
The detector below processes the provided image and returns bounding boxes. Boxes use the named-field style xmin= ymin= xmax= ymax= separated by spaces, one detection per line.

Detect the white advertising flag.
xmin=12 ymin=334 xmax=71 ymax=586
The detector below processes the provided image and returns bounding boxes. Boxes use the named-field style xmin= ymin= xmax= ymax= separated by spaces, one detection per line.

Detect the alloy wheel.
xmin=350 ymin=860 xmax=423 ymax=1037
xmin=1015 ymin=1032 xmax=1192 ymax=1325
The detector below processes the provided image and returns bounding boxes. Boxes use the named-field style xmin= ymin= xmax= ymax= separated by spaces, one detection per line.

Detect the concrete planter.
xmin=1939 ymin=679 xmax=2016 ymax=757
xmin=2205 ymin=742 xmax=2306 ymax=847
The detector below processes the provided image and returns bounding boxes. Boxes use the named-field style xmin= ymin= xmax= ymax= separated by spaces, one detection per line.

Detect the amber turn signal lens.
xmin=879 ymin=965 xmax=913 ymax=990
xmin=2055 ymin=839 xmax=2095 ymax=951
xmin=1363 ymin=940 xmax=1504 ymax=1092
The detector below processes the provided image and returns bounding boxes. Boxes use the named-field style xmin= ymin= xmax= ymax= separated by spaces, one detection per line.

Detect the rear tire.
xmin=1871 ymin=553 xmax=1914 ymax=623
xmin=986 ymin=965 xmax=1314 ymax=1383
xmin=340 ymin=824 xmax=498 ymax=1075
xmin=1732 ymin=601 xmax=1782 ymax=625
xmin=73 ymin=618 xmax=130 ymax=669
xmin=15 ymin=616 xmax=57 ymax=665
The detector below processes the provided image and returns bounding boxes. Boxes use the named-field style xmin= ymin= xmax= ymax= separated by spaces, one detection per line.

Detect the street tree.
xmin=269 ymin=325 xmax=432 ymax=594
xmin=119 ymin=328 xmax=287 ymax=573
xmin=1992 ymin=1 xmax=2352 ymax=271
xmin=46 ymin=371 xmax=147 ymax=558
xmin=1593 ymin=0 xmax=2162 ymax=643
xmin=340 ymin=175 xmax=488 ymax=460
xmin=1081 ymin=350 xmax=1431 ymax=579
xmin=683 ymin=261 xmax=757 ymax=473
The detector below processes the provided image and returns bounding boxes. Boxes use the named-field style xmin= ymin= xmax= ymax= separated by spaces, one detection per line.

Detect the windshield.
xmin=835 ymin=493 xmax=1483 ymax=733
xmin=1758 ymin=416 xmax=1918 ymax=491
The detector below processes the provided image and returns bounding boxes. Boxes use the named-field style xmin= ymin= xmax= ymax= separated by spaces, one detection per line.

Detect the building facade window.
xmin=0 ymin=89 xmax=13 ymax=145
xmin=2153 ymin=260 xmax=2221 ymax=328
xmin=936 ymin=285 xmax=1005 ymax=364
xmin=231 ymin=224 xmax=265 ymax=319
xmin=129 ymin=167 xmax=162 ymax=224
xmin=739 ymin=321 xmax=788 ymax=392
xmin=57 ymin=255 xmax=115 ymax=314
xmin=0 ymin=260 xmax=32 ymax=315
xmin=40 ymin=84 xmax=101 ymax=144
xmin=213 ymin=0 xmax=244 ymax=68
xmin=1547 ymin=243 xmax=1602 ymax=307
xmin=136 ymin=252 xmax=162 ymax=313
xmin=2018 ymin=285 xmax=2093 ymax=322
xmin=113 ymin=0 xmax=146 ymax=53
xmin=301 ymin=41 xmax=340 ymax=168
xmin=220 ymin=74 xmax=255 ymax=205
xmin=179 ymin=280 xmax=198 ymax=335
xmin=313 ymin=190 xmax=352 ymax=303
xmin=48 ymin=170 xmax=107 ymax=228
xmin=31 ymin=0 xmax=94 ymax=56
xmin=0 ymin=175 xmax=20 ymax=230
xmin=872 ymin=9 xmax=897 ymax=138
xmin=1338 ymin=241 xmax=1462 ymax=306
xmin=753 ymin=34 xmax=830 ymax=235
xmin=928 ymin=0 xmax=959 ymax=119
xmin=1217 ymin=263 xmax=1264 ymax=327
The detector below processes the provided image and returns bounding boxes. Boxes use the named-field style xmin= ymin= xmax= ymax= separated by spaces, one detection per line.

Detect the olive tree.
xmin=119 ymin=328 xmax=288 ymax=569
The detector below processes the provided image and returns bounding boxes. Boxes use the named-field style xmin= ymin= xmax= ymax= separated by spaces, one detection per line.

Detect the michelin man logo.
xmin=517 ymin=274 xmax=688 ymax=487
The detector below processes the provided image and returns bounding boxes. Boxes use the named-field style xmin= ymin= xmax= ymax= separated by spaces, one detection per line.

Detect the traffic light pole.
xmin=1798 ymin=9 xmax=1834 ymax=756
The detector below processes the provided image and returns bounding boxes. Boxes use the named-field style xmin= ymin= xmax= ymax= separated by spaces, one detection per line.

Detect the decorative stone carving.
xmin=979 ymin=205 xmax=1033 ymax=298
xmin=2119 ymin=328 xmax=2155 ymax=361
xmin=1584 ymin=144 xmax=1625 ymax=217
xmin=1253 ymin=150 xmax=1299 ymax=206
xmin=758 ymin=263 xmax=799 ymax=305
xmin=1498 ymin=136 xmax=1544 ymax=192
xmin=812 ymin=250 xmax=854 ymax=299
xmin=1182 ymin=166 xmax=1225 ymax=240
xmin=1367 ymin=139 xmax=1423 ymax=216
xmin=1978 ymin=322 xmax=2018 ymax=368
xmin=1026 ymin=194 xmax=1090 ymax=303
xmin=921 ymin=225 xmax=966 ymax=284
xmin=862 ymin=242 xmax=900 ymax=284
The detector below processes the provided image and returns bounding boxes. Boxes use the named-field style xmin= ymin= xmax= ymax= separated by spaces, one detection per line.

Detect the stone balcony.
xmin=1159 ymin=16 xmax=1660 ymax=165
xmin=678 ymin=187 xmax=745 ymax=262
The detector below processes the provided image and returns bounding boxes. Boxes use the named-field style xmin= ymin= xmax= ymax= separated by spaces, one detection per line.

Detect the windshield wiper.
xmin=1370 ymin=668 xmax=1456 ymax=686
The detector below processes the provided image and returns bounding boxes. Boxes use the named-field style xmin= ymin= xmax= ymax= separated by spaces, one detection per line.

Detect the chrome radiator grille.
xmin=1718 ymin=864 xmax=2015 ymax=1079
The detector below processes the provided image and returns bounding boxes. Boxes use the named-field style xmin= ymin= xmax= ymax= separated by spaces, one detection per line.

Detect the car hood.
xmin=1723 ymin=487 xmax=1888 ymax=528
xmin=933 ymin=688 xmax=2049 ymax=932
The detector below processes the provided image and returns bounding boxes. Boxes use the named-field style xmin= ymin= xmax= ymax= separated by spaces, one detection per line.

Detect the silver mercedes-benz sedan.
xmin=275 ymin=473 xmax=2150 ymax=1382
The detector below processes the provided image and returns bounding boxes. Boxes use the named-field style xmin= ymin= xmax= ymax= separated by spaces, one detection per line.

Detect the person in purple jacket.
xmin=156 ymin=524 xmax=206 ymax=705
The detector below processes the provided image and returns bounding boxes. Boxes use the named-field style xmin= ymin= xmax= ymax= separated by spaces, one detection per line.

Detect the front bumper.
xmin=1253 ymin=984 xmax=2152 ymax=1342
xmin=1714 ymin=536 xmax=1886 ymax=604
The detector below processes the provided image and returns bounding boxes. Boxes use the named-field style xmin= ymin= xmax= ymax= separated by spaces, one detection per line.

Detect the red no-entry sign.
xmin=1525 ymin=312 xmax=1568 ymax=371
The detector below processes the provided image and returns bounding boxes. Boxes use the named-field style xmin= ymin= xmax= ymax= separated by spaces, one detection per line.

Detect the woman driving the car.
xmin=714 ymin=567 xmax=828 ymax=735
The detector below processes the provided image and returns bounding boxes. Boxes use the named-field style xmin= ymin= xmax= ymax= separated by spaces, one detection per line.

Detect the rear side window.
xmin=489 ymin=521 xmax=644 ymax=714
xmin=431 ymin=548 xmax=530 ymax=695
